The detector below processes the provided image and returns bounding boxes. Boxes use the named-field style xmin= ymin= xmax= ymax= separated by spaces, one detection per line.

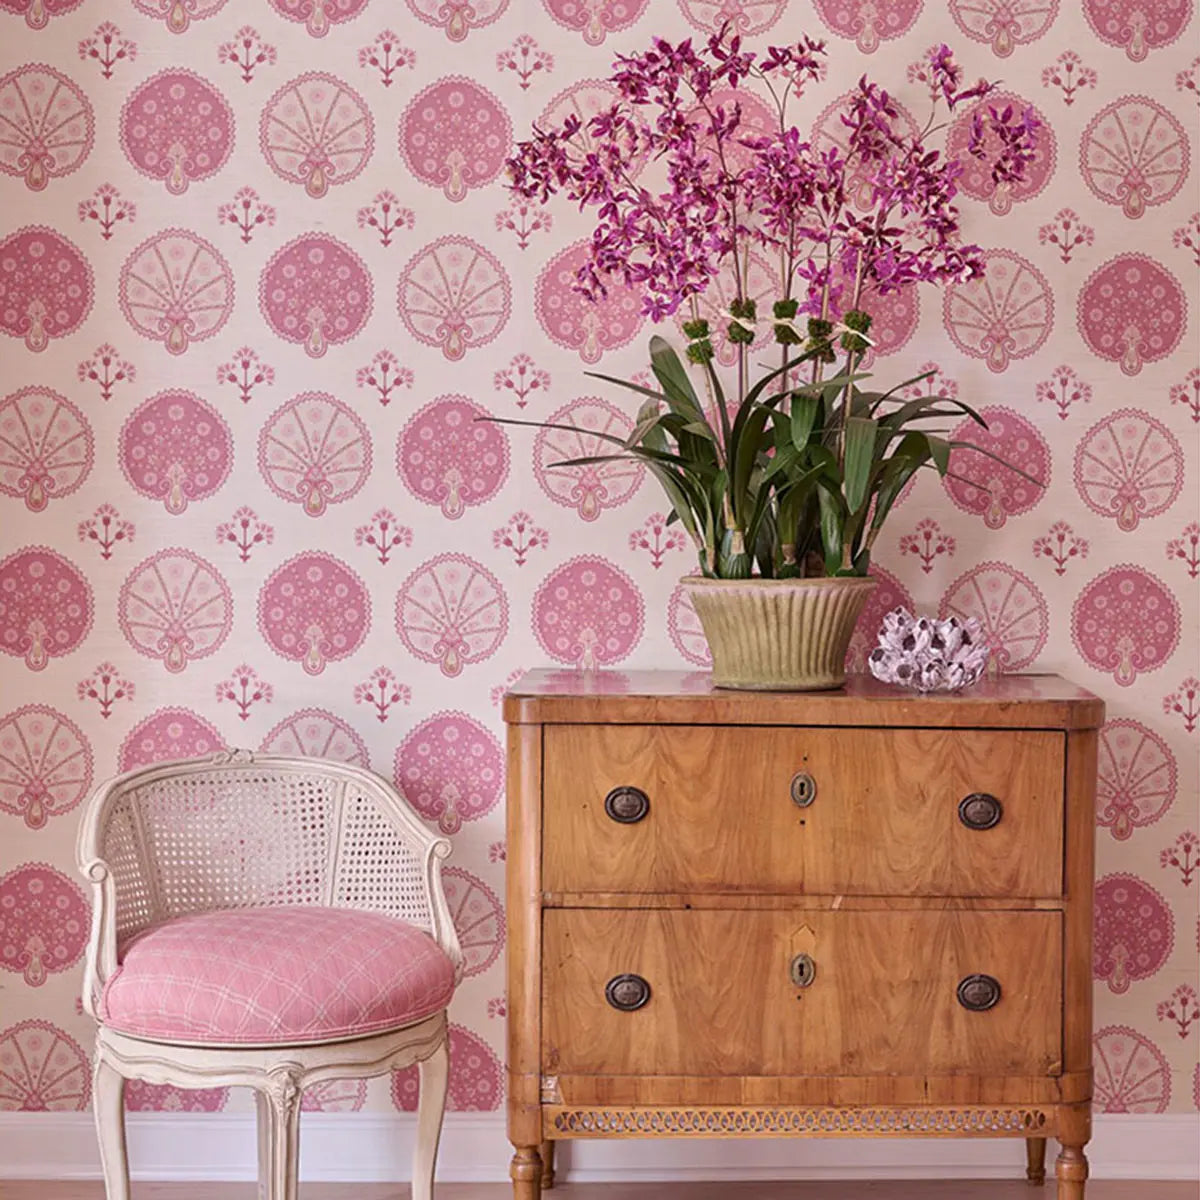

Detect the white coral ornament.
xmin=867 ymin=607 xmax=990 ymax=692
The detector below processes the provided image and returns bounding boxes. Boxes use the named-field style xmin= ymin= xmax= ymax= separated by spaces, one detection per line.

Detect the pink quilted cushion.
xmin=99 ymin=907 xmax=456 ymax=1045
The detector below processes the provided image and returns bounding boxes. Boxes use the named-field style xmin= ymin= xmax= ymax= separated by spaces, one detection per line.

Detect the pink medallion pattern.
xmin=118 ymin=708 xmax=225 ymax=771
xmin=0 ymin=0 xmax=84 ymax=29
xmin=120 ymin=70 xmax=233 ymax=195
xmin=940 ymin=563 xmax=1047 ymax=671
xmin=440 ymin=867 xmax=504 ymax=976
xmin=1093 ymin=1026 xmax=1171 ymax=1112
xmin=259 ymin=234 xmax=372 ymax=358
xmin=814 ymin=0 xmax=923 ymax=52
xmin=260 ymin=708 xmax=369 ymax=767
xmin=405 ymin=0 xmax=509 ymax=40
xmin=0 ymin=64 xmax=93 ymax=191
xmin=1094 ymin=874 xmax=1174 ymax=994
xmin=0 ymin=386 xmax=93 ymax=512
xmin=260 ymin=73 xmax=373 ymax=199
xmin=119 ymin=230 xmax=233 ymax=355
xmin=0 ymin=705 xmax=91 ymax=830
xmin=0 ymin=863 xmax=87 ymax=986
xmin=532 ymin=556 xmax=644 ymax=669
xmin=118 ymin=550 xmax=232 ymax=673
xmin=392 ymin=1023 xmax=501 ymax=1111
xmin=395 ymin=713 xmax=503 ymax=835
xmin=0 ymin=547 xmax=92 ymax=671
xmin=399 ymin=77 xmax=511 ymax=202
xmin=1097 ymin=718 xmax=1177 ymax=841
xmin=258 ymin=392 xmax=371 ymax=517
xmin=1082 ymin=0 xmax=1194 ymax=60
xmin=0 ymin=1021 xmax=89 ymax=1111
xmin=258 ymin=553 xmax=370 ymax=675
xmin=0 ymin=0 xmax=1193 ymax=1122
xmin=395 ymin=554 xmax=508 ymax=676
xmin=1071 ymin=566 xmax=1180 ymax=686
xmin=1077 ymin=254 xmax=1187 ymax=376
xmin=119 ymin=391 xmax=232 ymax=515
xmin=397 ymin=395 xmax=509 ymax=520
xmin=268 ymin=0 xmax=369 ymax=38
xmin=667 ymin=581 xmax=711 ymax=667
xmin=946 ymin=93 xmax=1056 ymax=214
xmin=949 ymin=0 xmax=1059 ymax=56
xmin=533 ymin=398 xmax=643 ymax=521
xmin=397 ymin=236 xmax=511 ymax=361
xmin=1073 ymin=409 xmax=1184 ymax=532
xmin=943 ymin=407 xmax=1049 ymax=529
xmin=0 ymin=227 xmax=92 ymax=353
xmin=132 ymin=0 xmax=229 ymax=33
xmin=536 ymin=240 xmax=644 ymax=363
xmin=943 ymin=249 xmax=1053 ymax=372
xmin=1080 ymin=97 xmax=1190 ymax=218
xmin=124 ymin=1081 xmax=229 ymax=1112
xmin=847 ymin=566 xmax=915 ymax=673
xmin=677 ymin=0 xmax=786 ymax=33
xmin=541 ymin=0 xmax=648 ymax=44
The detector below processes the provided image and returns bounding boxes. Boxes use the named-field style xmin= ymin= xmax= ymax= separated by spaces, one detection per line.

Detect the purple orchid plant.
xmin=500 ymin=31 xmax=1041 ymax=579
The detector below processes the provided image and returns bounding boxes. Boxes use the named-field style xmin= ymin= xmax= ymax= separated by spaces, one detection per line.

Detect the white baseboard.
xmin=0 ymin=1113 xmax=1195 ymax=1182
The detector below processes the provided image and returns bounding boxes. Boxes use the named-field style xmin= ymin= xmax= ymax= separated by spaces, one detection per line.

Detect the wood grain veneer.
xmin=504 ymin=671 xmax=1103 ymax=1200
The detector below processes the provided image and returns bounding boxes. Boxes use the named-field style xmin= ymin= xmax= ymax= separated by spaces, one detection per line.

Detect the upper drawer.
xmin=543 ymin=725 xmax=1064 ymax=898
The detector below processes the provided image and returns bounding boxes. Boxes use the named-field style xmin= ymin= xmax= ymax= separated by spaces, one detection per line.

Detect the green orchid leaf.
xmin=843 ymin=415 xmax=878 ymax=515
xmin=649 ymin=336 xmax=705 ymax=421
xmin=790 ymin=392 xmax=821 ymax=452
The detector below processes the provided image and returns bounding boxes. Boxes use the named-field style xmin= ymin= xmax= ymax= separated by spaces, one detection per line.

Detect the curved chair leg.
xmin=93 ymin=1055 xmax=130 ymax=1200
xmin=257 ymin=1070 xmax=302 ymax=1200
xmin=412 ymin=1037 xmax=450 ymax=1200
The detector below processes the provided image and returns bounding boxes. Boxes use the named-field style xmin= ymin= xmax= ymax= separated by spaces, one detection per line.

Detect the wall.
xmin=0 ymin=0 xmax=1195 ymax=1145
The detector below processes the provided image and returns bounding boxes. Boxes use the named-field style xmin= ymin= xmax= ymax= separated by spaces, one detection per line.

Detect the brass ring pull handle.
xmin=790 ymin=771 xmax=817 ymax=808
xmin=957 ymin=973 xmax=1002 ymax=1011
xmin=958 ymin=792 xmax=1003 ymax=830
xmin=604 ymin=786 xmax=649 ymax=824
xmin=789 ymin=953 xmax=817 ymax=988
xmin=605 ymin=973 xmax=651 ymax=1012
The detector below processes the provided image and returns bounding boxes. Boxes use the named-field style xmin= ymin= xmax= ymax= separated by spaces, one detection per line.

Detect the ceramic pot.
xmin=681 ymin=575 xmax=877 ymax=691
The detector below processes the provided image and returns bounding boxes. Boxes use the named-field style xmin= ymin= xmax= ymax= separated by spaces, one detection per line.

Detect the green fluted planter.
xmin=681 ymin=575 xmax=877 ymax=691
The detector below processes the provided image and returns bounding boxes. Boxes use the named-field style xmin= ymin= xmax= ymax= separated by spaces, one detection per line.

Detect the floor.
xmin=1 ymin=1183 xmax=1195 ymax=1199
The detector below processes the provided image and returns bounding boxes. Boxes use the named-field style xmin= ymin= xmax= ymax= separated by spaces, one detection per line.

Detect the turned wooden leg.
xmin=540 ymin=1140 xmax=556 ymax=1189
xmin=1026 ymin=1137 xmax=1047 ymax=1185
xmin=412 ymin=1039 xmax=450 ymax=1200
xmin=93 ymin=1056 xmax=130 ymax=1200
xmin=511 ymin=1144 xmax=543 ymax=1200
xmin=257 ymin=1067 xmax=302 ymax=1200
xmin=1056 ymin=1144 xmax=1089 ymax=1200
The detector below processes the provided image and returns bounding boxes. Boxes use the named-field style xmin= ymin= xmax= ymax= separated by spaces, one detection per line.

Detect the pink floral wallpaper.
xmin=0 ymin=0 xmax=1196 ymax=1122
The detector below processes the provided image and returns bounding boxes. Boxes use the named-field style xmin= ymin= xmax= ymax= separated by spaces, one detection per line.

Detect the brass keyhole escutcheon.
xmin=604 ymin=786 xmax=649 ymax=824
xmin=790 ymin=771 xmax=817 ymax=808
xmin=605 ymin=973 xmax=651 ymax=1012
xmin=789 ymin=952 xmax=817 ymax=988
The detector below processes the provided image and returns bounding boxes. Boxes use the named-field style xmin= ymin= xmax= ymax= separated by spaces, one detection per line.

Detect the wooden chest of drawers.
xmin=503 ymin=671 xmax=1103 ymax=1200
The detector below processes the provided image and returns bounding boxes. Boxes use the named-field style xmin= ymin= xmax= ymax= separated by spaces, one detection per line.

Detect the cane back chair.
xmin=76 ymin=750 xmax=464 ymax=1200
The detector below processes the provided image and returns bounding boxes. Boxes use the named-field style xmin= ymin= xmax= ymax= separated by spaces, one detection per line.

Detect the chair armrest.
xmin=351 ymin=771 xmax=466 ymax=984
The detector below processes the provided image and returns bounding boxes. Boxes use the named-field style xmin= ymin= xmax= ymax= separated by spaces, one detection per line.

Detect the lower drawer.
xmin=542 ymin=908 xmax=1062 ymax=1078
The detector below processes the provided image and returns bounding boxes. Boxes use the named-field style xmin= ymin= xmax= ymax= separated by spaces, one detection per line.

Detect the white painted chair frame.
xmin=76 ymin=750 xmax=465 ymax=1200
